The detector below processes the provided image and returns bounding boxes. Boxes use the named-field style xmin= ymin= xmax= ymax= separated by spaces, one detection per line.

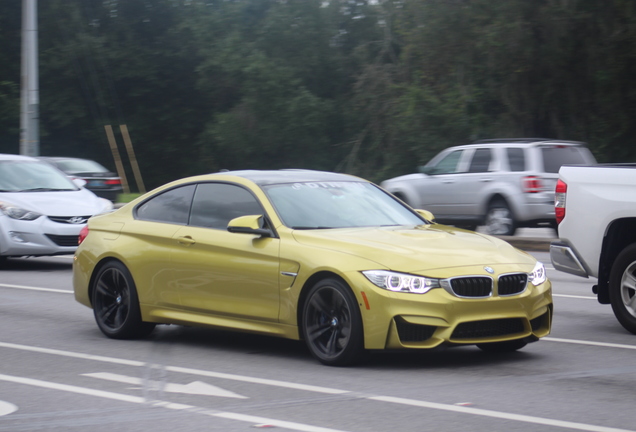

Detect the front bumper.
xmin=550 ymin=241 xmax=589 ymax=278
xmin=348 ymin=269 xmax=553 ymax=350
xmin=0 ymin=215 xmax=84 ymax=257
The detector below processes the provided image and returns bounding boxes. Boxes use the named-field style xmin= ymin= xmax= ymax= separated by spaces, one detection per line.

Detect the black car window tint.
xmin=506 ymin=148 xmax=526 ymax=171
xmin=432 ymin=150 xmax=463 ymax=174
xmin=541 ymin=146 xmax=589 ymax=173
xmin=468 ymin=148 xmax=492 ymax=173
xmin=136 ymin=184 xmax=195 ymax=224
xmin=189 ymin=183 xmax=263 ymax=230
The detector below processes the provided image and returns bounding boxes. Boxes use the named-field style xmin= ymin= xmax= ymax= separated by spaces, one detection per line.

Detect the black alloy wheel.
xmin=302 ymin=278 xmax=363 ymax=366
xmin=92 ymin=261 xmax=155 ymax=339
xmin=609 ymin=244 xmax=636 ymax=334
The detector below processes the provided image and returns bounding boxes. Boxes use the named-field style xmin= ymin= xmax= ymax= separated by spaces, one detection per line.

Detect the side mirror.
xmin=415 ymin=209 xmax=435 ymax=222
xmin=227 ymin=215 xmax=273 ymax=237
xmin=418 ymin=166 xmax=434 ymax=175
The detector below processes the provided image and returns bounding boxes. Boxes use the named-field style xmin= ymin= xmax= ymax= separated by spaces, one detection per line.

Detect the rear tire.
xmin=92 ymin=261 xmax=155 ymax=339
xmin=609 ymin=244 xmax=636 ymax=334
xmin=484 ymin=199 xmax=517 ymax=236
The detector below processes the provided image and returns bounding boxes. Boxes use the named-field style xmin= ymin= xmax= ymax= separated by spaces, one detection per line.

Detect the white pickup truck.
xmin=550 ymin=164 xmax=636 ymax=334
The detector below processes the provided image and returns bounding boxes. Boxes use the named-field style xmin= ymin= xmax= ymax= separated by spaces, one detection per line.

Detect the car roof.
xmin=210 ymin=169 xmax=362 ymax=186
xmin=0 ymin=153 xmax=39 ymax=162
xmin=38 ymin=156 xmax=91 ymax=162
xmin=470 ymin=138 xmax=586 ymax=147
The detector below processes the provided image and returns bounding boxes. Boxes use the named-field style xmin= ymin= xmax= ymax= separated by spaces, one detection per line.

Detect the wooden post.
xmin=104 ymin=124 xmax=130 ymax=194
xmin=119 ymin=124 xmax=146 ymax=193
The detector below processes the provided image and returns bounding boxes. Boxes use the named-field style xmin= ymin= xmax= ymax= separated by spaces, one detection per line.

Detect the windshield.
xmin=264 ymin=181 xmax=425 ymax=229
xmin=0 ymin=160 xmax=78 ymax=192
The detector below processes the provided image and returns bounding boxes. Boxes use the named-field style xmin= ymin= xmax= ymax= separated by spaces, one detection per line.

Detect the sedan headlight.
xmin=362 ymin=270 xmax=441 ymax=294
xmin=529 ymin=261 xmax=547 ymax=286
xmin=0 ymin=201 xmax=42 ymax=221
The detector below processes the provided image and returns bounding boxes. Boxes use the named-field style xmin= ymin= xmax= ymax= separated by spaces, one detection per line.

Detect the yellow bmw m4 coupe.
xmin=73 ymin=170 xmax=552 ymax=366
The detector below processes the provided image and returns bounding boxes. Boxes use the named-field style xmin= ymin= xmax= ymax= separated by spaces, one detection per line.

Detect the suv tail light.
xmin=523 ymin=176 xmax=542 ymax=193
xmin=555 ymin=179 xmax=567 ymax=224
xmin=105 ymin=179 xmax=121 ymax=185
xmin=78 ymin=225 xmax=89 ymax=245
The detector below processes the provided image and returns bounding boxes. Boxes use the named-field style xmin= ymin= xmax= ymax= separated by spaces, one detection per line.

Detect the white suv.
xmin=380 ymin=139 xmax=596 ymax=235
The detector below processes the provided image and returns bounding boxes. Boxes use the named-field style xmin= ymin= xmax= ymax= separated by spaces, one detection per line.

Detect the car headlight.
xmin=362 ymin=270 xmax=441 ymax=294
xmin=529 ymin=261 xmax=547 ymax=286
xmin=0 ymin=201 xmax=42 ymax=221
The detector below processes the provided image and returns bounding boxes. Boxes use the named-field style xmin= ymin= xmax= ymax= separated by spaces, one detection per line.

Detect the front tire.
xmin=92 ymin=261 xmax=155 ymax=339
xmin=302 ymin=278 xmax=364 ymax=366
xmin=609 ymin=244 xmax=636 ymax=334
xmin=484 ymin=199 xmax=517 ymax=236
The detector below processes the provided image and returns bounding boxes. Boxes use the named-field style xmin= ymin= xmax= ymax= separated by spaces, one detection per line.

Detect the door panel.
xmin=171 ymin=226 xmax=281 ymax=321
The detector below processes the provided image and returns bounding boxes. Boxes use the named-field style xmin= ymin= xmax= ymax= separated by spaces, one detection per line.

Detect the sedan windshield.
xmin=0 ymin=160 xmax=78 ymax=192
xmin=264 ymin=181 xmax=425 ymax=229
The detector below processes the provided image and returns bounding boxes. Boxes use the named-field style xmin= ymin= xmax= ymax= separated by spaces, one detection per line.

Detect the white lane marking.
xmin=553 ymin=294 xmax=596 ymax=300
xmin=371 ymin=395 xmax=633 ymax=432
xmin=84 ymin=372 xmax=247 ymax=398
xmin=213 ymin=412 xmax=351 ymax=432
xmin=0 ymin=373 xmax=143 ymax=404
xmin=0 ymin=400 xmax=18 ymax=417
xmin=165 ymin=365 xmax=349 ymax=394
xmin=0 ymin=342 xmax=346 ymax=394
xmin=543 ymin=337 xmax=636 ymax=350
xmin=0 ymin=342 xmax=144 ymax=366
xmin=0 ymin=373 xmax=350 ymax=432
xmin=0 ymin=283 xmax=72 ymax=294
xmin=2 ymin=341 xmax=636 ymax=432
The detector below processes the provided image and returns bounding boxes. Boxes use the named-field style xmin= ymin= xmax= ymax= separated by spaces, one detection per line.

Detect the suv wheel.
xmin=484 ymin=199 xmax=517 ymax=236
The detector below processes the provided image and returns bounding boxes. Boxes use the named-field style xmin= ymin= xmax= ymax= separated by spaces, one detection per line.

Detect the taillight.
xmin=555 ymin=179 xmax=567 ymax=224
xmin=523 ymin=175 xmax=542 ymax=193
xmin=105 ymin=179 xmax=121 ymax=185
xmin=78 ymin=225 xmax=89 ymax=245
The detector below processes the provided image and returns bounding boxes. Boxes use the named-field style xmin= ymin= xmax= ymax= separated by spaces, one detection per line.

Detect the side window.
xmin=189 ymin=183 xmax=263 ymax=230
xmin=468 ymin=148 xmax=492 ymax=173
xmin=506 ymin=148 xmax=526 ymax=171
xmin=431 ymin=150 xmax=463 ymax=174
xmin=136 ymin=185 xmax=195 ymax=224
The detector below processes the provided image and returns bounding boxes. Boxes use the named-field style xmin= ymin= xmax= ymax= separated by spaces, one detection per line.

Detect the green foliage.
xmin=2 ymin=0 xmax=636 ymax=187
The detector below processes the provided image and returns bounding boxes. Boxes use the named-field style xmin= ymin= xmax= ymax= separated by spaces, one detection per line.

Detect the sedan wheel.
xmin=609 ymin=244 xmax=636 ymax=334
xmin=484 ymin=200 xmax=517 ymax=236
xmin=92 ymin=261 xmax=155 ymax=339
xmin=302 ymin=279 xmax=363 ymax=366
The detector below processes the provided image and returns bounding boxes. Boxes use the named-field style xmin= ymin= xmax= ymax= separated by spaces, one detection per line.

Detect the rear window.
xmin=541 ymin=146 xmax=592 ymax=173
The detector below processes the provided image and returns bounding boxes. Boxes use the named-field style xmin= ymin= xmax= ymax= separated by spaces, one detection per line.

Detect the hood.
xmin=380 ymin=173 xmax=427 ymax=187
xmin=0 ymin=189 xmax=111 ymax=216
xmin=292 ymin=224 xmax=533 ymax=273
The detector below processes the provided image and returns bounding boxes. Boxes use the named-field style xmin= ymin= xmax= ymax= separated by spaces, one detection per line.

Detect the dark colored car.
xmin=39 ymin=157 xmax=123 ymax=202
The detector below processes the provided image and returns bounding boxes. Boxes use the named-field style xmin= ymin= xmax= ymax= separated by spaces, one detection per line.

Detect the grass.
xmin=116 ymin=193 xmax=142 ymax=203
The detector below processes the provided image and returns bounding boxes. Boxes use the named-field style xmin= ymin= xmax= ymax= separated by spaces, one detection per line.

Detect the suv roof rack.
xmin=473 ymin=138 xmax=584 ymax=145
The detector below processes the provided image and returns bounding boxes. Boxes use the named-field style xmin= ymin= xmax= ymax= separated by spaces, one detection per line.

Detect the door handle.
xmin=177 ymin=236 xmax=196 ymax=246
xmin=441 ymin=179 xmax=455 ymax=184
xmin=479 ymin=177 xmax=493 ymax=182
